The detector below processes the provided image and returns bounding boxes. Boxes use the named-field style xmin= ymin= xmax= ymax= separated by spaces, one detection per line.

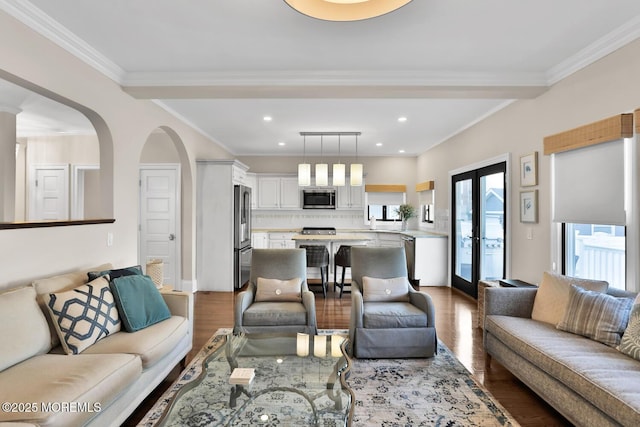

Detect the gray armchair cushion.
xmin=363 ymin=302 xmax=428 ymax=328
xmin=243 ymin=302 xmax=307 ymax=326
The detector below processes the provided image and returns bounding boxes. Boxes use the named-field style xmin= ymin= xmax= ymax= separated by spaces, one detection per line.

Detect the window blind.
xmin=367 ymin=191 xmax=404 ymax=205
xmin=552 ymin=138 xmax=625 ymax=225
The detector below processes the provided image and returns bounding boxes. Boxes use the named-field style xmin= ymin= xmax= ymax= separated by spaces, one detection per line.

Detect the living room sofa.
xmin=0 ymin=264 xmax=193 ymax=427
xmin=483 ymin=273 xmax=640 ymax=426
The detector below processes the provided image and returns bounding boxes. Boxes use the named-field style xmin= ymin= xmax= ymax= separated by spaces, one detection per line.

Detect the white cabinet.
xmin=257 ymin=175 xmax=300 ymax=209
xmin=413 ymin=236 xmax=448 ymax=286
xmin=245 ymin=173 xmax=257 ymax=209
xmin=376 ymin=232 xmax=403 ymax=247
xmin=337 ymin=185 xmax=364 ymax=210
xmin=252 ymin=232 xmax=269 ymax=249
xmin=268 ymin=232 xmax=296 ymax=248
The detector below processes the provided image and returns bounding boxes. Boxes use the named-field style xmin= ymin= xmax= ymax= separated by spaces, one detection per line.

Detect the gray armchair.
xmin=349 ymin=246 xmax=437 ymax=358
xmin=234 ymin=249 xmax=317 ymax=335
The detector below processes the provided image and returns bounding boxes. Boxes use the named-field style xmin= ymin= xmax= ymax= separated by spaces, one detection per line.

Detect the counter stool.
xmin=333 ymin=245 xmax=351 ymax=298
xmin=300 ymin=245 xmax=329 ymax=298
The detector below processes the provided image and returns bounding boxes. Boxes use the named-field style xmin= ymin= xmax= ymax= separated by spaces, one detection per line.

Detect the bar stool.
xmin=300 ymin=245 xmax=329 ymax=298
xmin=333 ymin=245 xmax=351 ymax=298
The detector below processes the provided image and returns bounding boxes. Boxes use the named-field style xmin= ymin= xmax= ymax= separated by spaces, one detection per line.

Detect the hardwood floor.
xmin=125 ymin=286 xmax=571 ymax=426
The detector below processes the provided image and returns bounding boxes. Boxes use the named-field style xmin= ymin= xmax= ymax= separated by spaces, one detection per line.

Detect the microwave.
xmin=302 ymin=189 xmax=336 ymax=209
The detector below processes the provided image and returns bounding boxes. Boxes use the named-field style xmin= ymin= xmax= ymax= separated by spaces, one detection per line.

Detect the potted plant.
xmin=396 ymin=204 xmax=416 ymax=231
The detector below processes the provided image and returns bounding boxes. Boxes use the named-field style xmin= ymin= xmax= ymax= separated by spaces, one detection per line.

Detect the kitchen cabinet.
xmin=257 ymin=175 xmax=300 ymax=209
xmin=268 ymin=232 xmax=296 ymax=248
xmin=245 ymin=173 xmax=257 ymax=209
xmin=252 ymin=232 xmax=269 ymax=249
xmin=406 ymin=235 xmax=448 ymax=286
xmin=337 ymin=184 xmax=364 ymax=210
xmin=376 ymin=232 xmax=403 ymax=247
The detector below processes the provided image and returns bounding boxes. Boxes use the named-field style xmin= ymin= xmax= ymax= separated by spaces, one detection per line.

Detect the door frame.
xmin=138 ymin=163 xmax=181 ymax=290
xmin=448 ymin=154 xmax=512 ymax=295
xmin=71 ymin=164 xmax=99 ymax=220
xmin=28 ymin=163 xmax=69 ymax=221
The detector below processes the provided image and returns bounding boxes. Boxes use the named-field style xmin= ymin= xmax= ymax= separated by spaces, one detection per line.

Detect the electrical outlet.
xmin=107 ymin=232 xmax=113 ymax=247
xmin=526 ymin=227 xmax=533 ymax=240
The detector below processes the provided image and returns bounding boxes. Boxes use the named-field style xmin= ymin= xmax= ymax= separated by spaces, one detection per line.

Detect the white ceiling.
xmin=3 ymin=0 xmax=640 ymax=155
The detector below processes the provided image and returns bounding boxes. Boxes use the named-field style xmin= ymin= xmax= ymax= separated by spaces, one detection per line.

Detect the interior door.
xmin=139 ymin=165 xmax=180 ymax=288
xmin=452 ymin=162 xmax=506 ymax=298
xmin=29 ymin=165 xmax=69 ymax=221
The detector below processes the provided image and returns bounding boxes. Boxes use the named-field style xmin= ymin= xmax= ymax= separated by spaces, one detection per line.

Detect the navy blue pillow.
xmin=109 ymin=275 xmax=171 ymax=332
xmin=88 ymin=265 xmax=142 ymax=282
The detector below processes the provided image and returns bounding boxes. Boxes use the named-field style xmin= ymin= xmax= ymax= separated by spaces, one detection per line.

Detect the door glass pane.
xmin=455 ymin=178 xmax=473 ymax=281
xmin=565 ymin=223 xmax=626 ymax=289
xmin=480 ymin=172 xmax=504 ymax=280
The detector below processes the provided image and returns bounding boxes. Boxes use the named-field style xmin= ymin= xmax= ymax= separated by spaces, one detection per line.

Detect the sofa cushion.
xmin=531 ymin=272 xmax=608 ymax=326
xmin=362 ymin=276 xmax=410 ymax=302
xmin=83 ymin=315 xmax=188 ymax=369
xmin=46 ymin=276 xmax=121 ymax=355
xmin=0 ymin=353 xmax=140 ymax=426
xmin=363 ymin=302 xmax=427 ymax=328
xmin=255 ymin=277 xmax=302 ymax=302
xmin=32 ymin=263 xmax=112 ymax=347
xmin=110 ymin=275 xmax=171 ymax=332
xmin=619 ymin=293 xmax=640 ymax=361
xmin=0 ymin=287 xmax=51 ymax=371
xmin=87 ymin=264 xmax=142 ymax=282
xmin=486 ymin=315 xmax=640 ymax=427
xmin=557 ymin=284 xmax=632 ymax=347
xmin=243 ymin=302 xmax=307 ymax=326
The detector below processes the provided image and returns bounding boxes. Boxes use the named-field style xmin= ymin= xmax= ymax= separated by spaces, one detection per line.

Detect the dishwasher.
xmin=402 ymin=235 xmax=419 ymax=285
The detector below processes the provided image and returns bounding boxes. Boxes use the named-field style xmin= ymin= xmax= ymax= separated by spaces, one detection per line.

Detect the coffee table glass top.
xmin=159 ymin=332 xmax=353 ymax=426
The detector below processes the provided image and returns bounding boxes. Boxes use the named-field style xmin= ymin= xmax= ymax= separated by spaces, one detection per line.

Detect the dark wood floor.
xmin=125 ymin=286 xmax=572 ymax=426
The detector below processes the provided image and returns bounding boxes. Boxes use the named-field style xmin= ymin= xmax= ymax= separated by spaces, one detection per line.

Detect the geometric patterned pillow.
xmin=46 ymin=276 xmax=120 ymax=354
xmin=619 ymin=293 xmax=640 ymax=360
xmin=557 ymin=284 xmax=633 ymax=347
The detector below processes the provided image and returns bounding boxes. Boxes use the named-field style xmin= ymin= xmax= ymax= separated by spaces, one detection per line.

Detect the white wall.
xmin=417 ymin=38 xmax=640 ymax=286
xmin=0 ymin=11 xmax=231 ymax=290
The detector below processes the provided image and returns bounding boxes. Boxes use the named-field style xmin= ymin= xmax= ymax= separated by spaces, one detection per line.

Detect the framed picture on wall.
xmin=520 ymin=190 xmax=538 ymax=223
xmin=520 ymin=152 xmax=538 ymax=187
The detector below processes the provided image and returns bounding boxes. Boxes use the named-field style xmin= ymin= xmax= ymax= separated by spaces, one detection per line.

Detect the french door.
xmin=452 ymin=162 xmax=506 ymax=298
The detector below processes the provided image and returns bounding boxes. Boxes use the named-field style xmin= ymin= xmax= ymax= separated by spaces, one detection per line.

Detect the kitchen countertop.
xmin=291 ymin=233 xmax=374 ymax=241
xmin=253 ymin=228 xmax=447 ymax=239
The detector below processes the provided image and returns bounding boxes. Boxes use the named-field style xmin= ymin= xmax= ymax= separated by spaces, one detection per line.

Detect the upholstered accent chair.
xmin=349 ymin=246 xmax=437 ymax=358
xmin=234 ymin=249 xmax=317 ymax=335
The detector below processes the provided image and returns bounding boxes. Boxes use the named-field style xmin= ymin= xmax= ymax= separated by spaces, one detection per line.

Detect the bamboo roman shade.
xmin=544 ymin=114 xmax=632 ymax=226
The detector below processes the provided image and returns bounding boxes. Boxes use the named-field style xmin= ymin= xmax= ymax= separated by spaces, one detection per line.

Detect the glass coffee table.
xmin=156 ymin=332 xmax=353 ymax=426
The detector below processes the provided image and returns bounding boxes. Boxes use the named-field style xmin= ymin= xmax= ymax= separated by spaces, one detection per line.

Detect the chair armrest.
xmin=302 ymin=290 xmax=317 ymax=331
xmin=349 ymin=281 xmax=364 ymax=344
xmin=234 ymin=283 xmax=256 ymax=329
xmin=409 ymin=288 xmax=436 ymax=327
xmin=484 ymin=287 xmax=537 ymax=318
xmin=161 ymin=290 xmax=193 ymax=320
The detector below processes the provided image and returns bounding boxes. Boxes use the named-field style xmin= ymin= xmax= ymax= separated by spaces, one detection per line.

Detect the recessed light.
xmin=376 ymin=142 xmax=383 ymax=147
xmin=399 ymin=149 xmax=405 ymax=153
xmin=278 ymin=141 xmax=286 ymax=146
xmin=398 ymin=117 xmax=407 ymax=123
xmin=263 ymin=116 xmax=272 ymax=122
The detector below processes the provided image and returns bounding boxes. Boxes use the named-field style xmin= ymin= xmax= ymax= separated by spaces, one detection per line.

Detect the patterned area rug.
xmin=139 ymin=329 xmax=519 ymax=426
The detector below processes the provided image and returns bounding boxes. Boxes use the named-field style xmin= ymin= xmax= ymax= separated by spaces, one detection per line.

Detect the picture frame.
xmin=520 ymin=152 xmax=538 ymax=187
xmin=520 ymin=190 xmax=538 ymax=223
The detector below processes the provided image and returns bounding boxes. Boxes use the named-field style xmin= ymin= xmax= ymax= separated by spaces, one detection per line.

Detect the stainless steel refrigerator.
xmin=234 ymin=185 xmax=252 ymax=289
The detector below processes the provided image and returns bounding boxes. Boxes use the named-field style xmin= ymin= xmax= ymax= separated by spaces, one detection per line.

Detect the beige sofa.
xmin=0 ymin=264 xmax=193 ymax=427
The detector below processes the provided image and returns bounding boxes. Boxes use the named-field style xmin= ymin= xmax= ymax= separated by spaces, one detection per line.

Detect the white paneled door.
xmin=139 ymin=165 xmax=180 ymax=289
xmin=29 ymin=164 xmax=69 ymax=221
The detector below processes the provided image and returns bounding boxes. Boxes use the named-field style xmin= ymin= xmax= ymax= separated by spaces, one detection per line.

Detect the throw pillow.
xmin=255 ymin=277 xmax=302 ymax=302
xmin=531 ymin=272 xmax=608 ymax=325
xmin=557 ymin=285 xmax=632 ymax=347
xmin=619 ymin=293 xmax=640 ymax=360
xmin=88 ymin=265 xmax=142 ymax=282
xmin=110 ymin=275 xmax=171 ymax=332
xmin=362 ymin=276 xmax=411 ymax=302
xmin=46 ymin=276 xmax=121 ymax=355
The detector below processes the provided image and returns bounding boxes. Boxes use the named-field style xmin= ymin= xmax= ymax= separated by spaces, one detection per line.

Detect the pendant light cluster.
xmin=298 ymin=131 xmax=363 ymax=187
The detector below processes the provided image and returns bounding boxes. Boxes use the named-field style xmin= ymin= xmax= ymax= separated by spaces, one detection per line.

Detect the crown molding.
xmin=0 ymin=0 xmax=126 ymax=83
xmin=546 ymin=15 xmax=640 ymax=85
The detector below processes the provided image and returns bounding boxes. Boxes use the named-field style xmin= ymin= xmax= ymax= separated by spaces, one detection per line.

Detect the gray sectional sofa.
xmin=484 ymin=284 xmax=640 ymax=426
xmin=0 ymin=264 xmax=193 ymax=427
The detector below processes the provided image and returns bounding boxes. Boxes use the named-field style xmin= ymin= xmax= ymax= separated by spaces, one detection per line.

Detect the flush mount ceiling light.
xmin=284 ymin=0 xmax=412 ymax=22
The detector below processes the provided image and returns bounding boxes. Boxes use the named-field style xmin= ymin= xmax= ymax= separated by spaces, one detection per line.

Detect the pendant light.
xmin=298 ymin=134 xmax=311 ymax=186
xmin=333 ymin=134 xmax=346 ymax=186
xmin=315 ymin=135 xmax=329 ymax=186
xmin=350 ymin=133 xmax=363 ymax=186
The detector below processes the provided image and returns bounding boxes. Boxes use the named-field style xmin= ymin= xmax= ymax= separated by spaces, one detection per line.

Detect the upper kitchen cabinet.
xmin=337 ymin=184 xmax=364 ymax=210
xmin=245 ymin=172 xmax=257 ymax=208
xmin=257 ymin=175 xmax=300 ymax=209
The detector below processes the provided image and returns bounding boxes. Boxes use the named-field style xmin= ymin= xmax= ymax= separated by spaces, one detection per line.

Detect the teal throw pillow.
xmin=110 ymin=275 xmax=170 ymax=332
xmin=88 ymin=265 xmax=142 ymax=282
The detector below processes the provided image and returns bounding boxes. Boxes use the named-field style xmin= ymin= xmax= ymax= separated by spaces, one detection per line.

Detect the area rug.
xmin=138 ymin=329 xmax=519 ymax=426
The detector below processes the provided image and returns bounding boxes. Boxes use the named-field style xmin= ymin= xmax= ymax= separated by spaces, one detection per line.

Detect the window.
xmin=563 ymin=223 xmax=625 ymax=290
xmin=367 ymin=205 xmax=400 ymax=221
xmin=366 ymin=190 xmax=404 ymax=222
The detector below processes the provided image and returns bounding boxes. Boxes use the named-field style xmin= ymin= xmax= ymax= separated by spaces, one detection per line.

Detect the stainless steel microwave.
xmin=302 ymin=189 xmax=336 ymax=209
